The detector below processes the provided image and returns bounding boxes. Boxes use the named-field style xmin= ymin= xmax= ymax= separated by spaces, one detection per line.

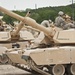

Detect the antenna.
xmin=14 ymin=5 xmax=16 ymax=10
xmin=35 ymin=4 xmax=37 ymax=9
xmin=72 ymin=0 xmax=74 ymax=20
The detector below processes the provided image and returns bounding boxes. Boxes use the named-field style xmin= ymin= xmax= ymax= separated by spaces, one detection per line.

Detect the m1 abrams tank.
xmin=0 ymin=8 xmax=34 ymax=64
xmin=0 ymin=6 xmax=75 ymax=75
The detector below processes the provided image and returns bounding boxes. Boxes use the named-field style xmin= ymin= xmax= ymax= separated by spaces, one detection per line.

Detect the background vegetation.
xmin=0 ymin=3 xmax=75 ymax=25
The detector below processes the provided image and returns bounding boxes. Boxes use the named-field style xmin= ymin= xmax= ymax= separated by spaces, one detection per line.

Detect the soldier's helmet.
xmin=58 ymin=11 xmax=64 ymax=16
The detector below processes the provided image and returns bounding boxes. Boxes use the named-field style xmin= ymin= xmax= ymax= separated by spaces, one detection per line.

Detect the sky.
xmin=0 ymin=0 xmax=73 ymax=10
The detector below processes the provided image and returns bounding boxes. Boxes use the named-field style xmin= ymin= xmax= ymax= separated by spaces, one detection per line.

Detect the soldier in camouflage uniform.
xmin=41 ymin=19 xmax=53 ymax=27
xmin=0 ymin=19 xmax=4 ymax=31
xmin=63 ymin=14 xmax=75 ymax=29
xmin=55 ymin=11 xmax=75 ymax=30
xmin=55 ymin=11 xmax=66 ymax=28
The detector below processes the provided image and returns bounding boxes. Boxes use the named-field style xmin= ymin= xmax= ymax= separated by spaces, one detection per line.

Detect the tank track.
xmin=27 ymin=59 xmax=73 ymax=75
xmin=0 ymin=58 xmax=73 ymax=75
xmin=28 ymin=59 xmax=51 ymax=75
xmin=8 ymin=59 xmax=51 ymax=75
xmin=30 ymin=64 xmax=51 ymax=75
xmin=12 ymin=63 xmax=43 ymax=75
xmin=12 ymin=64 xmax=33 ymax=73
xmin=11 ymin=61 xmax=51 ymax=75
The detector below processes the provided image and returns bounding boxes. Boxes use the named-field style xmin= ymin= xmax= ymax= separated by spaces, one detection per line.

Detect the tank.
xmin=0 ymin=7 xmax=34 ymax=64
xmin=0 ymin=6 xmax=75 ymax=75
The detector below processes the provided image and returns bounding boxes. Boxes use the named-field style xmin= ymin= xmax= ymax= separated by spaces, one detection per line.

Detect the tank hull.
xmin=5 ymin=46 xmax=75 ymax=75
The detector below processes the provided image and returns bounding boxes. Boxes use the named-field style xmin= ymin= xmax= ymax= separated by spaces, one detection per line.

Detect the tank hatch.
xmin=53 ymin=29 xmax=75 ymax=44
xmin=0 ymin=32 xmax=11 ymax=41
xmin=19 ymin=31 xmax=34 ymax=40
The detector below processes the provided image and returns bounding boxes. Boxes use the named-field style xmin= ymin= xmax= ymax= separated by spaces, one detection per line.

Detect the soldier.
xmin=55 ymin=11 xmax=66 ymax=28
xmin=63 ymin=14 xmax=75 ymax=29
xmin=55 ymin=11 xmax=75 ymax=30
xmin=41 ymin=19 xmax=53 ymax=27
xmin=0 ymin=19 xmax=4 ymax=31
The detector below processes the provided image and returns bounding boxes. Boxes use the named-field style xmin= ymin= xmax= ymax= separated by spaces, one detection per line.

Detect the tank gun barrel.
xmin=25 ymin=26 xmax=40 ymax=32
xmin=0 ymin=6 xmax=24 ymax=21
xmin=23 ymin=17 xmax=55 ymax=38
xmin=0 ymin=6 xmax=55 ymax=38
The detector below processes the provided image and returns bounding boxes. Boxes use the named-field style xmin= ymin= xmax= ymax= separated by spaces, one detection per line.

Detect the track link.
xmin=28 ymin=60 xmax=51 ymax=75
xmin=12 ymin=64 xmax=32 ymax=73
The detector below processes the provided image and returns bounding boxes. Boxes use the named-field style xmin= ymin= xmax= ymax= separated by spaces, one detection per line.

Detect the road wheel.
xmin=52 ymin=64 xmax=65 ymax=75
xmin=71 ymin=64 xmax=75 ymax=75
xmin=0 ymin=54 xmax=9 ymax=64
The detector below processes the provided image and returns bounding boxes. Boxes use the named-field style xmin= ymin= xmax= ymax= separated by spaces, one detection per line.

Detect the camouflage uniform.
xmin=0 ymin=20 xmax=4 ymax=31
xmin=0 ymin=20 xmax=3 ymax=26
xmin=41 ymin=20 xmax=51 ymax=27
xmin=63 ymin=15 xmax=75 ymax=29
xmin=73 ymin=21 xmax=75 ymax=25
xmin=55 ymin=17 xmax=75 ymax=30
xmin=55 ymin=16 xmax=66 ymax=28
xmin=63 ymin=23 xmax=75 ymax=30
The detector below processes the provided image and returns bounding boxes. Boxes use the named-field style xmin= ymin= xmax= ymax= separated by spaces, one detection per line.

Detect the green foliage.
xmin=2 ymin=14 xmax=17 ymax=25
xmin=2 ymin=3 xmax=75 ymax=24
xmin=30 ymin=12 xmax=41 ymax=23
xmin=0 ymin=12 xmax=3 ymax=16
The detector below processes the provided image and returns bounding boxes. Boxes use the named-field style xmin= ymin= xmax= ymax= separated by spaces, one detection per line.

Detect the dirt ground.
xmin=0 ymin=65 xmax=36 ymax=75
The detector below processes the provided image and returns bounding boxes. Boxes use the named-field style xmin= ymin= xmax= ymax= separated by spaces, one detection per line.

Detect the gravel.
xmin=0 ymin=65 xmax=31 ymax=75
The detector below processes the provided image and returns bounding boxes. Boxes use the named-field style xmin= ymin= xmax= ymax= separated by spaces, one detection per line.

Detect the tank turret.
xmin=0 ymin=6 xmax=53 ymax=37
xmin=1 ymin=6 xmax=74 ymax=45
xmin=0 ymin=6 xmax=56 ymax=46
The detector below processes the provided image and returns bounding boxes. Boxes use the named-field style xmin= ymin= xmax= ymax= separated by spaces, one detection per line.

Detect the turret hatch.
xmin=0 ymin=32 xmax=11 ymax=41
